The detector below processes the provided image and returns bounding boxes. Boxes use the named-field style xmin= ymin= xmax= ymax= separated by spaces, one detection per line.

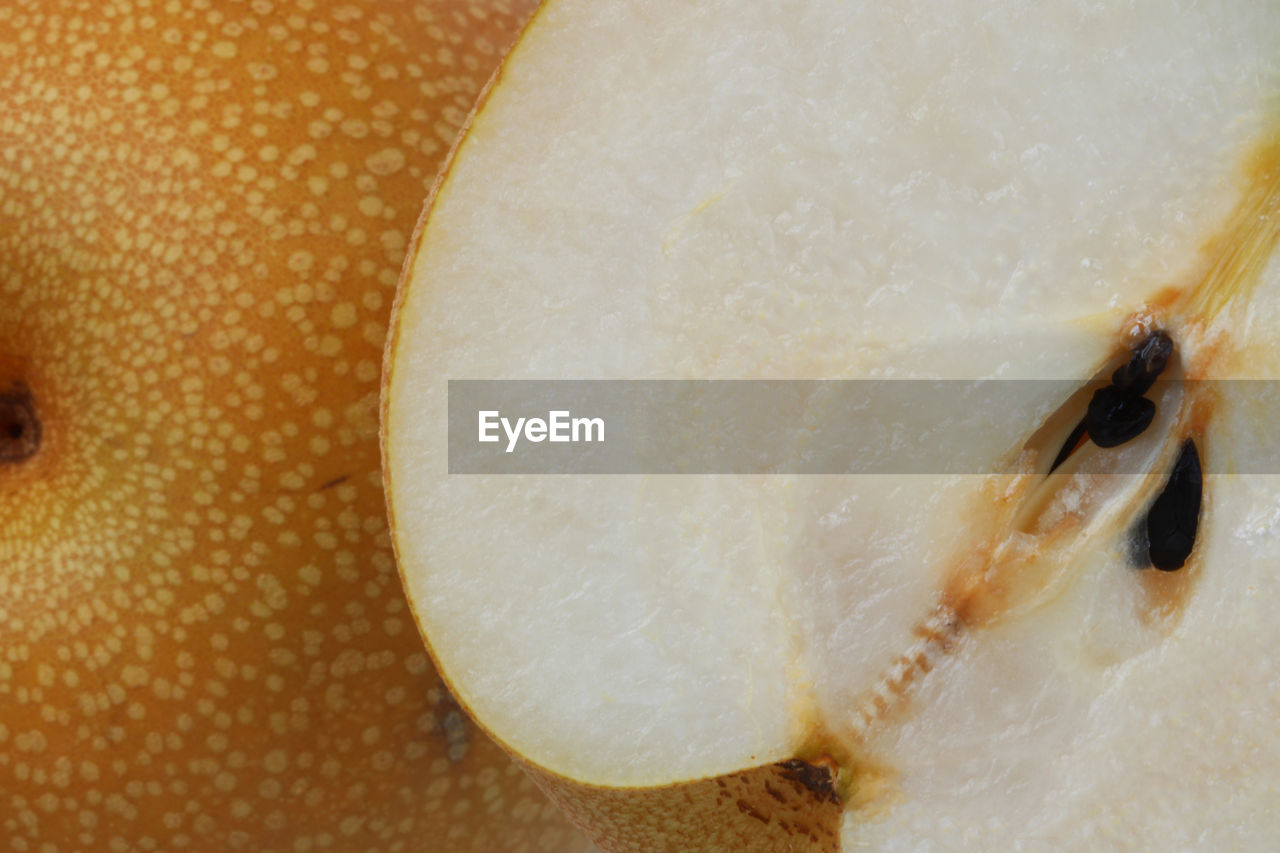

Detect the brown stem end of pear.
xmin=0 ymin=381 xmax=40 ymax=464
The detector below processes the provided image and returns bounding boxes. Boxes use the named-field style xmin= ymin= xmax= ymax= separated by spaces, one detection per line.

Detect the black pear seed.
xmin=1085 ymin=386 xmax=1156 ymax=448
xmin=1111 ymin=330 xmax=1173 ymax=395
xmin=1146 ymin=440 xmax=1202 ymax=571
xmin=1049 ymin=419 xmax=1088 ymax=472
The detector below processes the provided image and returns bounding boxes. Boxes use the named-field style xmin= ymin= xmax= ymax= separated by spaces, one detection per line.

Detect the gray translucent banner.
xmin=447 ymin=380 xmax=1276 ymax=474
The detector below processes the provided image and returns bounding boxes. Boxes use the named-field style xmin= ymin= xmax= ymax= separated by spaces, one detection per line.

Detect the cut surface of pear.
xmin=384 ymin=0 xmax=1280 ymax=848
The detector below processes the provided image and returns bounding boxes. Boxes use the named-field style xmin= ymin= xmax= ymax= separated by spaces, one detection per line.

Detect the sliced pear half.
xmin=384 ymin=1 xmax=1280 ymax=849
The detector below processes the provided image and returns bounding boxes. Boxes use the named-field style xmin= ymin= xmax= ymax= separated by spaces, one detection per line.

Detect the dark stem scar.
xmin=776 ymin=758 xmax=841 ymax=805
xmin=0 ymin=382 xmax=40 ymax=463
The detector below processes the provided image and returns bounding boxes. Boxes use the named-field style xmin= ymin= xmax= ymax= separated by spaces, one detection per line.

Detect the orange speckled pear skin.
xmin=0 ymin=1 xmax=593 ymax=850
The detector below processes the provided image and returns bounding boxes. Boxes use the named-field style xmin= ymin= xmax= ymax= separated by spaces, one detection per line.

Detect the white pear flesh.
xmin=385 ymin=0 xmax=1280 ymax=847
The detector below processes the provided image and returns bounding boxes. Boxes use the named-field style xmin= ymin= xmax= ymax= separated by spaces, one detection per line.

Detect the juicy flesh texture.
xmin=386 ymin=0 xmax=1280 ymax=846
